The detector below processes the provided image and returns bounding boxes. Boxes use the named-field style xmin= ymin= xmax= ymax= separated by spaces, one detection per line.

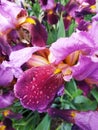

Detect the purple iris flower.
xmin=14 ymin=21 xmax=98 ymax=112
xmin=63 ymin=0 xmax=96 ymax=30
xmin=49 ymin=21 xmax=98 ymax=85
xmin=48 ymin=108 xmax=98 ymax=130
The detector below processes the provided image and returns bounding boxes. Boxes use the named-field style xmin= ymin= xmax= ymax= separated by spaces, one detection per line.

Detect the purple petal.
xmin=3 ymin=118 xmax=15 ymax=130
xmin=0 ymin=91 xmax=15 ymax=108
xmin=39 ymin=0 xmax=55 ymax=10
xmin=86 ymin=68 xmax=98 ymax=85
xmin=0 ymin=63 xmax=13 ymax=86
xmin=30 ymin=17 xmax=48 ymax=46
xmin=72 ymin=124 xmax=82 ymax=130
xmin=75 ymin=111 xmax=98 ymax=130
xmin=49 ymin=32 xmax=94 ymax=64
xmin=72 ymin=55 xmax=98 ymax=81
xmin=47 ymin=11 xmax=59 ymax=25
xmin=9 ymin=46 xmax=45 ymax=67
xmin=0 ymin=37 xmax=12 ymax=56
xmin=88 ymin=21 xmax=98 ymax=47
xmin=0 ymin=0 xmax=27 ymax=33
xmin=47 ymin=108 xmax=75 ymax=123
xmin=14 ymin=64 xmax=63 ymax=112
xmin=92 ymin=13 xmax=98 ymax=21
xmin=77 ymin=81 xmax=91 ymax=96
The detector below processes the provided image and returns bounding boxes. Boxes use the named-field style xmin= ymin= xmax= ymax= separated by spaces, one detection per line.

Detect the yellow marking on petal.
xmin=0 ymin=123 xmax=6 ymax=130
xmin=54 ymin=68 xmax=61 ymax=74
xmin=66 ymin=15 xmax=72 ymax=21
xmin=48 ymin=10 xmax=53 ymax=15
xmin=66 ymin=51 xmax=80 ymax=66
xmin=70 ymin=111 xmax=76 ymax=117
xmin=63 ymin=68 xmax=72 ymax=76
xmin=88 ymin=25 xmax=92 ymax=30
xmin=25 ymin=17 xmax=36 ymax=25
xmin=3 ymin=110 xmax=10 ymax=117
xmin=90 ymin=5 xmax=96 ymax=10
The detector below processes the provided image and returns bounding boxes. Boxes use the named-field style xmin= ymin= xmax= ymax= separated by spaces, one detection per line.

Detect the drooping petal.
xmin=0 ymin=91 xmax=15 ymax=109
xmin=14 ymin=64 xmax=63 ymax=112
xmin=30 ymin=17 xmax=48 ymax=46
xmin=46 ymin=10 xmax=59 ymax=25
xmin=22 ymin=16 xmax=48 ymax=46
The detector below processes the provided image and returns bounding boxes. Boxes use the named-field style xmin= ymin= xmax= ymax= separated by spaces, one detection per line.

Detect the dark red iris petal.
xmin=14 ymin=64 xmax=63 ymax=112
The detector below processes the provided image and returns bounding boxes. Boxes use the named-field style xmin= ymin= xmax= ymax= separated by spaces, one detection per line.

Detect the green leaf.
xmin=35 ymin=114 xmax=51 ymax=130
xmin=56 ymin=123 xmax=72 ymax=130
xmin=57 ymin=16 xmax=66 ymax=38
xmin=91 ymin=87 xmax=98 ymax=102
xmin=65 ymin=79 xmax=82 ymax=99
xmin=74 ymin=95 xmax=97 ymax=111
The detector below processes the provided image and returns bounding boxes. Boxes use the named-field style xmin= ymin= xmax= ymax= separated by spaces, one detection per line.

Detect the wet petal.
xmin=14 ymin=64 xmax=63 ymax=112
xmin=0 ymin=91 xmax=15 ymax=109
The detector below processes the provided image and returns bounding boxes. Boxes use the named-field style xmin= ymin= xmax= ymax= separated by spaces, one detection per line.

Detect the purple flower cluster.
xmin=0 ymin=0 xmax=98 ymax=130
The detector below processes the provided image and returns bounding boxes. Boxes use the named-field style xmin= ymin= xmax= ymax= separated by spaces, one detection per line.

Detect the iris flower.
xmin=48 ymin=108 xmax=98 ymax=130
xmin=14 ymin=21 xmax=98 ymax=112
xmin=0 ymin=0 xmax=47 ymax=56
xmin=63 ymin=0 xmax=96 ymax=30
xmin=49 ymin=21 xmax=98 ymax=85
